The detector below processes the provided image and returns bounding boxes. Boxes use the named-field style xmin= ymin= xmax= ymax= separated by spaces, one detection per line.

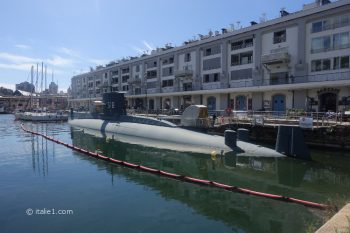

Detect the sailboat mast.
xmin=36 ymin=63 xmax=38 ymax=93
xmin=30 ymin=66 xmax=34 ymax=109
xmin=45 ymin=65 xmax=47 ymax=91
xmin=41 ymin=62 xmax=43 ymax=93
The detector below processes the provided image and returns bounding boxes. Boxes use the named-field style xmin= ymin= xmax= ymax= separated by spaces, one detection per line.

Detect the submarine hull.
xmin=69 ymin=119 xmax=284 ymax=157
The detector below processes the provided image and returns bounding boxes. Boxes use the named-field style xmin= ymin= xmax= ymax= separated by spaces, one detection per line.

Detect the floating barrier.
xmin=20 ymin=124 xmax=330 ymax=210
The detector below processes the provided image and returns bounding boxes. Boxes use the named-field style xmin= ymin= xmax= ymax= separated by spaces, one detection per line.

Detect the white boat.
xmin=15 ymin=110 xmax=68 ymax=122
xmin=14 ymin=64 xmax=68 ymax=122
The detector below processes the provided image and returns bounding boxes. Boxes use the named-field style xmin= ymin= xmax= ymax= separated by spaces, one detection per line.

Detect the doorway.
xmin=272 ymin=94 xmax=286 ymax=112
xmin=319 ymin=92 xmax=337 ymax=112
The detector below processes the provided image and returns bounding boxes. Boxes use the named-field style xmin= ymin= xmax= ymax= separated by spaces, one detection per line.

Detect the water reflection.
xmin=28 ymin=124 xmax=56 ymax=177
xmin=70 ymin=127 xmax=350 ymax=205
xmin=68 ymin=127 xmax=347 ymax=232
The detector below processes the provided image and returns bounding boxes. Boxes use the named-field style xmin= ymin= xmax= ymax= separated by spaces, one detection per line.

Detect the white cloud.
xmin=58 ymin=47 xmax=80 ymax=57
xmin=15 ymin=44 xmax=31 ymax=50
xmin=142 ymin=41 xmax=154 ymax=51
xmin=0 ymin=52 xmax=39 ymax=64
xmin=131 ymin=46 xmax=146 ymax=55
xmin=46 ymin=56 xmax=74 ymax=66
xmin=0 ymin=82 xmax=15 ymax=90
xmin=0 ymin=63 xmax=33 ymax=71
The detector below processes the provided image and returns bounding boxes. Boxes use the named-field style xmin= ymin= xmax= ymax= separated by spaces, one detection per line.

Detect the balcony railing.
xmin=231 ymin=42 xmax=253 ymax=51
xmin=174 ymin=69 xmax=193 ymax=77
xmin=311 ymin=43 xmax=350 ymax=54
xmin=128 ymin=78 xmax=142 ymax=85
xmin=311 ymin=20 xmax=350 ymax=33
xmin=100 ymin=71 xmax=350 ymax=96
xmin=261 ymin=52 xmax=290 ymax=65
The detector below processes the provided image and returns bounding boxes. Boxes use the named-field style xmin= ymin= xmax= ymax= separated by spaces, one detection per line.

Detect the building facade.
xmin=70 ymin=0 xmax=350 ymax=113
xmin=16 ymin=81 xmax=35 ymax=93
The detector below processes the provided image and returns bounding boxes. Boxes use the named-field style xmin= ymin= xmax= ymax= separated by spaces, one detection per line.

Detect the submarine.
xmin=69 ymin=92 xmax=307 ymax=158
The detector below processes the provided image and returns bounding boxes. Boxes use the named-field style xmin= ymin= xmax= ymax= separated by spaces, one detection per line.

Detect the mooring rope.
xmin=21 ymin=124 xmax=330 ymax=210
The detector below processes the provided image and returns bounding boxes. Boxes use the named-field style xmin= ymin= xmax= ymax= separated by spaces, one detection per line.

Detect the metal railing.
xmin=207 ymin=110 xmax=346 ymax=127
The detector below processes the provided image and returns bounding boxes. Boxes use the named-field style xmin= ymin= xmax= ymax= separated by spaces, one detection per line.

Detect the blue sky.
xmin=0 ymin=0 xmax=311 ymax=92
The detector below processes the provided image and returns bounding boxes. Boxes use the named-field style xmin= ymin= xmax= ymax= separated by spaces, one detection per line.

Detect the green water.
xmin=1 ymin=114 xmax=350 ymax=233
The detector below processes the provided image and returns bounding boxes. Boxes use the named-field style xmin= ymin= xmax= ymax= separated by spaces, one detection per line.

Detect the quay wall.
xmin=213 ymin=124 xmax=350 ymax=151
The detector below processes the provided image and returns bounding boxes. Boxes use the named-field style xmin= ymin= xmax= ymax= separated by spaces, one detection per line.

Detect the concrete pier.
xmin=316 ymin=204 xmax=350 ymax=233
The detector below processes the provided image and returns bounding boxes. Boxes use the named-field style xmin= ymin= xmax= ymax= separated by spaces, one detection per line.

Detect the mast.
xmin=41 ymin=62 xmax=43 ymax=93
xmin=36 ymin=63 xmax=38 ymax=93
xmin=30 ymin=65 xmax=34 ymax=109
xmin=45 ymin=65 xmax=47 ymax=91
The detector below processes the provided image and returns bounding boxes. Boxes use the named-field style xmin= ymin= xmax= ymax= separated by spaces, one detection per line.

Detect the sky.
xmin=0 ymin=0 xmax=313 ymax=92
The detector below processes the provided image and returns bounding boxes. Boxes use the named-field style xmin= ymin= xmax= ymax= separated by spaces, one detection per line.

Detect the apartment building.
xmin=70 ymin=0 xmax=350 ymax=113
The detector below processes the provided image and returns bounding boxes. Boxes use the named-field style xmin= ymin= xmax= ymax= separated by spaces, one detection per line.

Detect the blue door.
xmin=207 ymin=96 xmax=216 ymax=112
xmin=272 ymin=95 xmax=285 ymax=112
xmin=236 ymin=96 xmax=246 ymax=111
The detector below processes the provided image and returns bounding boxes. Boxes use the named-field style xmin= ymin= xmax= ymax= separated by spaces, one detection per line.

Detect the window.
xmin=231 ymin=55 xmax=239 ymax=66
xmin=322 ymin=59 xmax=330 ymax=70
xmin=333 ymin=14 xmax=350 ymax=29
xmin=231 ymin=41 xmax=243 ymax=50
xmin=214 ymin=73 xmax=219 ymax=82
xmin=231 ymin=38 xmax=253 ymax=50
xmin=135 ymin=88 xmax=141 ymax=95
xmin=185 ymin=53 xmax=191 ymax=62
xmin=146 ymin=70 xmax=157 ymax=79
xmin=205 ymin=48 xmax=212 ymax=56
xmin=122 ymin=75 xmax=129 ymax=83
xmin=311 ymin=59 xmax=331 ymax=72
xmin=311 ymin=36 xmax=331 ymax=53
xmin=203 ymin=57 xmax=221 ymax=70
xmin=104 ymin=73 xmax=108 ymax=79
xmin=112 ymin=87 xmax=118 ymax=92
xmin=231 ymin=52 xmax=253 ymax=66
xmin=95 ymin=80 xmax=101 ymax=86
xmin=169 ymin=57 xmax=174 ymax=64
xmin=135 ymin=65 xmax=140 ymax=72
xmin=122 ymin=85 xmax=129 ymax=91
xmin=162 ymin=79 xmax=174 ymax=87
xmin=273 ymin=30 xmax=286 ymax=44
xmin=240 ymin=52 xmax=253 ymax=65
xmin=111 ymin=77 xmax=118 ymax=84
xmin=334 ymin=56 xmax=350 ymax=69
xmin=231 ymin=69 xmax=252 ymax=80
xmin=112 ymin=70 xmax=118 ymax=76
xmin=311 ymin=20 xmax=331 ymax=33
xmin=122 ymin=68 xmax=129 ymax=74
xmin=203 ymin=73 xmax=220 ymax=83
xmin=204 ymin=74 xmax=210 ymax=83
xmin=333 ymin=32 xmax=349 ymax=50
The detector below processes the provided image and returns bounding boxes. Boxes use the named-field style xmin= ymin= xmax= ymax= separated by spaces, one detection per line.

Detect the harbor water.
xmin=1 ymin=114 xmax=350 ymax=233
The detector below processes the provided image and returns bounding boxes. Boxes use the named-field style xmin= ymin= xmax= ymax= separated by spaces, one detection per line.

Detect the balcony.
xmin=128 ymin=78 xmax=142 ymax=85
xmin=261 ymin=52 xmax=290 ymax=65
xmin=174 ymin=69 xmax=193 ymax=78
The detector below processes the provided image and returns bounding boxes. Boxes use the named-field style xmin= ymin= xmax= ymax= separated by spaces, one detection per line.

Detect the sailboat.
xmin=15 ymin=63 xmax=68 ymax=122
